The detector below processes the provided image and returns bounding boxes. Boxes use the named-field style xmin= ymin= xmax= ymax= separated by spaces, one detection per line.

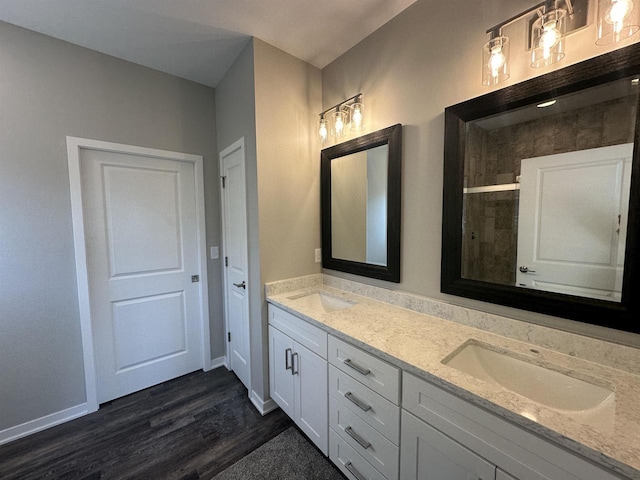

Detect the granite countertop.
xmin=267 ymin=285 xmax=640 ymax=480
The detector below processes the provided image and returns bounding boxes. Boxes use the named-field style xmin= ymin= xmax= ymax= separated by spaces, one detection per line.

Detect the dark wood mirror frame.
xmin=321 ymin=124 xmax=402 ymax=282
xmin=442 ymin=44 xmax=640 ymax=333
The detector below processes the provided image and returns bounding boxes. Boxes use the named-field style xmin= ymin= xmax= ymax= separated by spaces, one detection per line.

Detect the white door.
xmin=220 ymin=139 xmax=251 ymax=389
xmin=517 ymin=144 xmax=633 ymax=300
xmin=400 ymin=411 xmax=495 ymax=480
xmin=269 ymin=326 xmax=295 ymax=419
xmin=80 ymin=148 xmax=203 ymax=404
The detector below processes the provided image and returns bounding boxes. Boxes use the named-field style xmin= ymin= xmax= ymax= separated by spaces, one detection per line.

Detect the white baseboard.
xmin=210 ymin=356 xmax=227 ymax=370
xmin=249 ymin=390 xmax=278 ymax=416
xmin=0 ymin=403 xmax=89 ymax=446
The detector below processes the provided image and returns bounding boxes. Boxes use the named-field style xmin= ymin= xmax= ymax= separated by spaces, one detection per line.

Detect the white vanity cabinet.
xmin=400 ymin=410 xmax=495 ymax=480
xmin=328 ymin=335 xmax=401 ymax=480
xmin=401 ymin=372 xmax=626 ymax=480
xmin=268 ymin=305 xmax=328 ymax=455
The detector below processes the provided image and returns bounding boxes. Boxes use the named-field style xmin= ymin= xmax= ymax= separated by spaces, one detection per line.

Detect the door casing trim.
xmin=67 ymin=136 xmax=211 ymax=412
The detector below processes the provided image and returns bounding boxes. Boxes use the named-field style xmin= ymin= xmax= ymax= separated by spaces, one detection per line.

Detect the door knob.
xmin=233 ymin=281 xmax=246 ymax=289
xmin=519 ymin=266 xmax=536 ymax=273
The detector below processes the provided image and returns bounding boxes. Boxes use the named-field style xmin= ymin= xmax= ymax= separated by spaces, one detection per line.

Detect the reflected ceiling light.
xmin=481 ymin=0 xmax=588 ymax=86
xmin=317 ymin=94 xmax=365 ymax=143
xmin=596 ymin=0 xmax=640 ymax=45
xmin=537 ymin=99 xmax=557 ymax=107
xmin=632 ymin=77 xmax=640 ymax=85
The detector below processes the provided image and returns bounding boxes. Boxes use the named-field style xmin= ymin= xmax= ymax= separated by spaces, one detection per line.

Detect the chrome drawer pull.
xmin=345 ymin=461 xmax=366 ymax=480
xmin=344 ymin=391 xmax=372 ymax=412
xmin=345 ymin=426 xmax=371 ymax=449
xmin=285 ymin=348 xmax=292 ymax=371
xmin=343 ymin=358 xmax=371 ymax=376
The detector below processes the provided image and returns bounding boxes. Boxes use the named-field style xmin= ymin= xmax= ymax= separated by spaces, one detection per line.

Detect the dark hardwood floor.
xmin=0 ymin=368 xmax=293 ymax=480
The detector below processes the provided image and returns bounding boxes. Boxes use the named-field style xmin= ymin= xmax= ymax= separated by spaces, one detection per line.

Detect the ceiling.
xmin=0 ymin=0 xmax=417 ymax=87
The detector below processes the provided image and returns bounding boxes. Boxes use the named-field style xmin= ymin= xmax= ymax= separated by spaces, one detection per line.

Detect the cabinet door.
xmin=400 ymin=411 xmax=495 ymax=480
xmin=269 ymin=326 xmax=295 ymax=419
xmin=295 ymin=341 xmax=328 ymax=455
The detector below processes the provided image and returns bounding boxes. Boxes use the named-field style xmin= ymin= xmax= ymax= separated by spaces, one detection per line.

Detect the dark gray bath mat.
xmin=213 ymin=426 xmax=345 ymax=479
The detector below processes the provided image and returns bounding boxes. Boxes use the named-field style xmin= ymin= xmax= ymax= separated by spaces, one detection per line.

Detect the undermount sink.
xmin=287 ymin=291 xmax=356 ymax=313
xmin=442 ymin=340 xmax=615 ymax=413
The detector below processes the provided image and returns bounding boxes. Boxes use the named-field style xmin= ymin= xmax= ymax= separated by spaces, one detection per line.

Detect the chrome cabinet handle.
xmin=345 ymin=461 xmax=366 ymax=480
xmin=344 ymin=358 xmax=371 ymax=376
xmin=344 ymin=391 xmax=372 ymax=412
xmin=292 ymin=352 xmax=299 ymax=375
xmin=285 ymin=348 xmax=292 ymax=371
xmin=345 ymin=426 xmax=371 ymax=449
xmin=233 ymin=280 xmax=246 ymax=289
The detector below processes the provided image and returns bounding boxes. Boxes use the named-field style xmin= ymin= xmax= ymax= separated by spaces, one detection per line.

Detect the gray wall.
xmin=214 ymin=40 xmax=262 ymax=399
xmin=215 ymin=39 xmax=321 ymax=406
xmin=254 ymin=39 xmax=322 ymax=402
xmin=321 ymin=0 xmax=640 ymax=347
xmin=0 ymin=21 xmax=221 ymax=432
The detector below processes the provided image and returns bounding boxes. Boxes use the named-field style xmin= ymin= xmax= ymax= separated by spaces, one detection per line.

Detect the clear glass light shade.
xmin=318 ymin=116 xmax=329 ymax=144
xmin=349 ymin=101 xmax=365 ymax=132
xmin=482 ymin=36 xmax=510 ymax=86
xmin=331 ymin=109 xmax=348 ymax=138
xmin=531 ymin=9 xmax=566 ymax=68
xmin=597 ymin=0 xmax=640 ymax=45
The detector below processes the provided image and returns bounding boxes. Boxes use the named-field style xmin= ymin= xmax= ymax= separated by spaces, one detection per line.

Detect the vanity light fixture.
xmin=596 ymin=0 xmax=640 ymax=45
xmin=317 ymin=94 xmax=364 ymax=143
xmin=481 ymin=0 xmax=589 ymax=85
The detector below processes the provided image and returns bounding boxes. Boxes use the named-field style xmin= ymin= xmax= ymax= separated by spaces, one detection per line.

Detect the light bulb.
xmin=489 ymin=45 xmax=506 ymax=78
xmin=319 ymin=122 xmax=327 ymax=140
xmin=335 ymin=116 xmax=344 ymax=134
xmin=352 ymin=106 xmax=363 ymax=127
xmin=607 ymin=0 xmax=634 ymax=32
xmin=541 ymin=21 xmax=560 ymax=59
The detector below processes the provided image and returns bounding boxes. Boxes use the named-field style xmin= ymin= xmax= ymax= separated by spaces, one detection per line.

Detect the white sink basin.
xmin=287 ymin=291 xmax=356 ymax=313
xmin=442 ymin=340 xmax=614 ymax=413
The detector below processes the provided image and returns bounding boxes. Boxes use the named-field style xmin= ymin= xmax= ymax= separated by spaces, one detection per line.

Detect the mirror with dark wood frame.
xmin=321 ymin=124 xmax=402 ymax=282
xmin=442 ymin=44 xmax=640 ymax=333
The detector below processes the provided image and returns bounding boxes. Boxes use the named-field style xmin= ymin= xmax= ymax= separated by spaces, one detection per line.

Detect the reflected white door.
xmin=220 ymin=139 xmax=251 ymax=390
xmin=517 ymin=143 xmax=632 ymax=300
xmin=81 ymin=148 xmax=202 ymax=403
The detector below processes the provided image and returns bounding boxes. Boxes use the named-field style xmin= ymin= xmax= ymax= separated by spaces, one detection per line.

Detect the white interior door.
xmin=220 ymin=139 xmax=251 ymax=390
xmin=80 ymin=148 xmax=203 ymax=403
xmin=517 ymin=143 xmax=633 ymax=300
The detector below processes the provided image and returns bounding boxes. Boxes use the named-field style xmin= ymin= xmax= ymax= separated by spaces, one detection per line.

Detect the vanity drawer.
xmin=328 ymin=335 xmax=400 ymax=404
xmin=329 ymin=365 xmax=400 ymax=444
xmin=330 ymin=429 xmax=387 ymax=480
xmin=330 ymin=396 xmax=399 ymax=480
xmin=268 ymin=304 xmax=327 ymax=358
